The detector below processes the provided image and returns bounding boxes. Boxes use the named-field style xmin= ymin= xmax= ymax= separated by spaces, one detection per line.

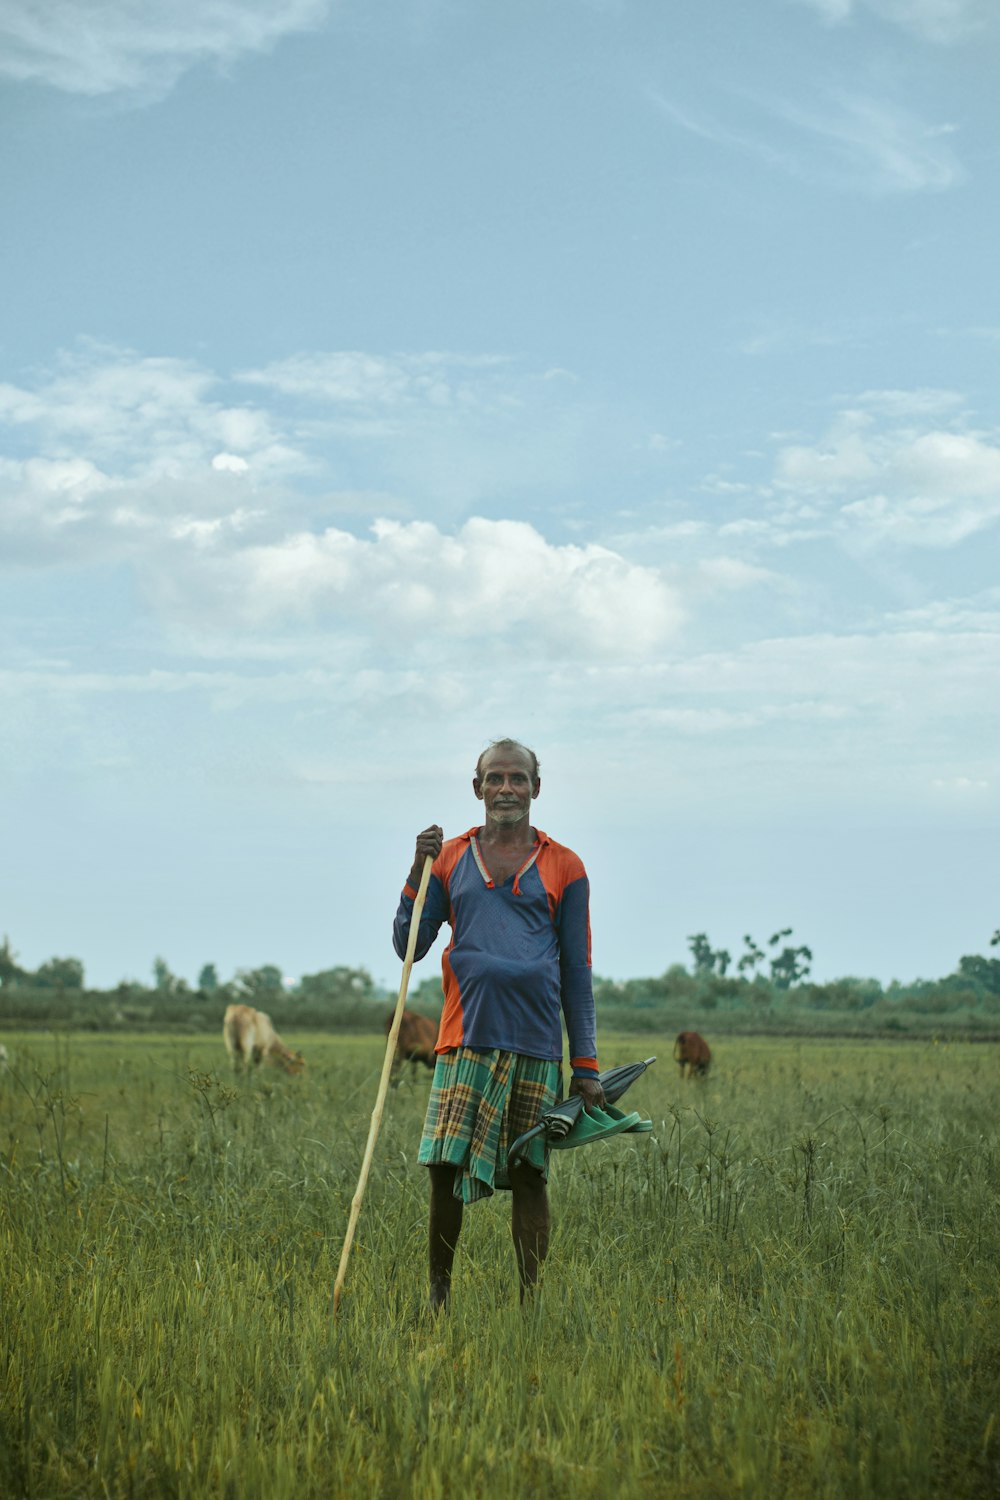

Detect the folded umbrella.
xmin=595 ymin=1056 xmax=657 ymax=1105
xmin=507 ymin=1056 xmax=656 ymax=1167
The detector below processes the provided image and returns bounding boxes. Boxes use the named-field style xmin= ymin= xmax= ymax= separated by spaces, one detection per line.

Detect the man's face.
xmin=473 ymin=747 xmax=540 ymax=828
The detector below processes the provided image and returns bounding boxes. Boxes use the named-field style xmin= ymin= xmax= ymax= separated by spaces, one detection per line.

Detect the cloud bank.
xmin=0 ymin=344 xmax=681 ymax=663
xmin=0 ymin=0 xmax=328 ymax=98
xmin=1 ymin=341 xmax=996 ymax=848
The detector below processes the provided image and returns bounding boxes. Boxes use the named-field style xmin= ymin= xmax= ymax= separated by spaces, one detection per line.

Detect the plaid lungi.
xmin=418 ymin=1047 xmax=561 ymax=1204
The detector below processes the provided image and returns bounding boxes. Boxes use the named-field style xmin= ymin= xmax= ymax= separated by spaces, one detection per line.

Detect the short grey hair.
xmin=475 ymin=738 xmax=540 ymax=781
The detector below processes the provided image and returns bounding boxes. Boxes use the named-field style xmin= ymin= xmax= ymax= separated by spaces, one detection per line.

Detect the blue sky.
xmin=2 ymin=0 xmax=997 ymax=993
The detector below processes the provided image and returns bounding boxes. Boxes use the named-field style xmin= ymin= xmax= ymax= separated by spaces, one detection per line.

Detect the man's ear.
xmin=473 ymin=776 xmax=484 ymax=801
xmin=532 ymin=778 xmax=541 ymax=800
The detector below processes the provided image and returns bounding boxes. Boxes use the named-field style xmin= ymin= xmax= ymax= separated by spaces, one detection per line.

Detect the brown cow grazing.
xmin=223 ymin=1003 xmax=305 ymax=1075
xmin=386 ymin=1008 xmax=438 ymax=1082
xmin=674 ymin=1030 xmax=711 ymax=1079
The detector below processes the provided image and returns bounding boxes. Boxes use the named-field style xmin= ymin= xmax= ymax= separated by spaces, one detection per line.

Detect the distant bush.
xmin=2 ymin=933 xmax=999 ymax=1039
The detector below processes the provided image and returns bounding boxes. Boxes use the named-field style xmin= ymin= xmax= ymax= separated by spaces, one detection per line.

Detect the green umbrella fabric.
xmin=507 ymin=1057 xmax=656 ymax=1167
xmin=547 ymin=1102 xmax=643 ymax=1150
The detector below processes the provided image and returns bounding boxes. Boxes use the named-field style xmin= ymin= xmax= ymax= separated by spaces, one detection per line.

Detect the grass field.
xmin=1 ymin=1030 xmax=998 ymax=1498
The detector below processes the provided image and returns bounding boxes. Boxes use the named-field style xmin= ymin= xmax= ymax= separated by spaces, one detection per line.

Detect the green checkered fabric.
xmin=418 ymin=1047 xmax=561 ymax=1203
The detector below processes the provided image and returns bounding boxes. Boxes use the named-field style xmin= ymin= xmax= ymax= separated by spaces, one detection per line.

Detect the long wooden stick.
xmin=332 ymin=854 xmax=434 ymax=1318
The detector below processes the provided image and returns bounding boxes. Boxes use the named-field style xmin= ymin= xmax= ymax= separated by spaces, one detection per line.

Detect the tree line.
xmin=584 ymin=927 xmax=1000 ymax=1036
xmin=3 ymin=926 xmax=997 ymax=1038
xmin=0 ymin=938 xmax=388 ymax=1032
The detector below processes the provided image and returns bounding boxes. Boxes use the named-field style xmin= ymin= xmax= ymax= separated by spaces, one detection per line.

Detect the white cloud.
xmin=4 ymin=344 xmax=996 ymax=704
xmin=0 ymin=452 xmax=117 ymax=559
xmin=171 ymin=516 xmax=683 ymax=661
xmin=790 ymin=0 xmax=996 ymax=45
xmin=885 ymin=591 xmax=1000 ymax=631
xmin=0 ymin=449 xmax=271 ymax=566
xmin=738 ymin=319 xmax=859 ymax=357
xmin=238 ymin=351 xmax=513 ymax=411
xmin=0 ymin=0 xmax=329 ymax=99
xmin=3 ymin=571 xmax=995 ymax=832
xmin=840 ymin=488 xmax=997 ymax=547
xmin=767 ymin=90 xmax=964 ymax=194
xmin=778 ymin=422 xmax=881 ymax=491
xmin=0 ymin=343 xmax=632 ymax=575
xmin=775 ymin=408 xmax=1000 ymax=547
xmin=634 ymin=629 xmax=1000 ymax=741
xmin=896 ymin=431 xmax=1000 ymax=496
xmin=649 ymin=90 xmax=799 ymax=176
xmin=852 ymin=388 xmax=964 ymax=418
xmin=695 ymin=557 xmax=782 ymax=590
xmin=611 ymin=393 xmax=1000 ymax=566
xmin=652 ymin=82 xmax=964 ymax=194
xmin=15 ymin=455 xmax=107 ymax=501
xmin=0 ymin=346 xmax=312 ymax=562
xmin=0 ymin=346 xmax=292 ymax=472
xmin=0 ymin=348 xmax=681 ymax=664
xmin=5 ymin=598 xmax=993 ymax=767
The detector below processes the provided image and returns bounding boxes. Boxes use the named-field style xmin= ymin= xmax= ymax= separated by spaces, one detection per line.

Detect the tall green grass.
xmin=1 ymin=1033 xmax=997 ymax=1497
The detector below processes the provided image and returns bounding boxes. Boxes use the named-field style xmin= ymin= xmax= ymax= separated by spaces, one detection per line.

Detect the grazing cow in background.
xmin=223 ymin=1004 xmax=305 ymax=1075
xmin=0 ymin=1043 xmax=8 ymax=1070
xmin=386 ymin=1008 xmax=438 ymax=1082
xmin=674 ymin=1030 xmax=711 ymax=1080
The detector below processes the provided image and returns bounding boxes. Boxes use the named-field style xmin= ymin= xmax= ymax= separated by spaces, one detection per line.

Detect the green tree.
xmin=297 ymin=966 xmax=375 ymax=1002
xmin=737 ymin=934 xmax=766 ymax=976
xmin=0 ymin=936 xmax=26 ymax=988
xmin=152 ymin=957 xmax=189 ymax=996
xmin=153 ymin=956 xmax=175 ymax=992
xmin=687 ymin=933 xmax=714 ymax=974
xmin=687 ymin=933 xmax=731 ymax=977
xmin=34 ymin=957 xmax=85 ymax=990
xmin=957 ymin=953 xmax=1000 ymax=996
xmin=235 ymin=965 xmax=285 ymax=999
xmin=768 ymin=929 xmax=813 ymax=989
xmin=197 ymin=963 xmax=219 ymax=994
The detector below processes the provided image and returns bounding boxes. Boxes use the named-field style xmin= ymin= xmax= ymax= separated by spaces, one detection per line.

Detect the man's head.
xmin=474 ymin=738 xmax=540 ymax=782
xmin=473 ymin=739 xmax=541 ymax=828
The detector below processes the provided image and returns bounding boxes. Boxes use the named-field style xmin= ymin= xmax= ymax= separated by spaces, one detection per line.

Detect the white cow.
xmin=223 ymin=1004 xmax=305 ymax=1075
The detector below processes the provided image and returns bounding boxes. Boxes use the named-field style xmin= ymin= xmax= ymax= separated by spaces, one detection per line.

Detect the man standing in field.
xmin=392 ymin=738 xmax=604 ymax=1309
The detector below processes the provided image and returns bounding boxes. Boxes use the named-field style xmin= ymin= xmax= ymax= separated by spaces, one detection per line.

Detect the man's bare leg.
xmin=510 ymin=1162 xmax=550 ymax=1301
xmin=428 ymin=1163 xmax=463 ymax=1310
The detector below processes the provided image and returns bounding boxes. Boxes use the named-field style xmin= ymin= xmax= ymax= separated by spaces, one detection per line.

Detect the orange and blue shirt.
xmin=393 ymin=827 xmax=599 ymax=1078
